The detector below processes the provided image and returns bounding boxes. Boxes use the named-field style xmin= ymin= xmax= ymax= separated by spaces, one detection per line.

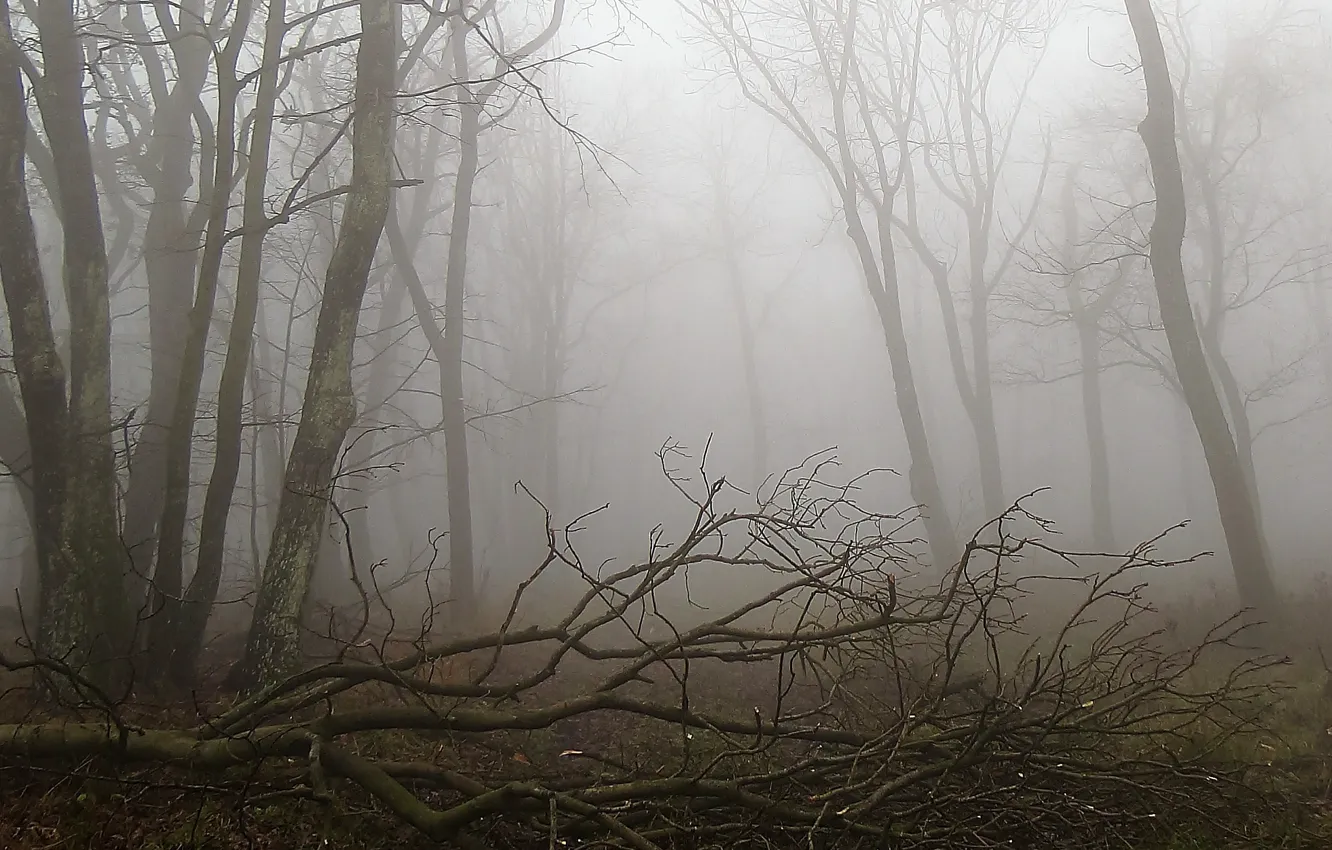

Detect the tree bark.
xmin=234 ymin=0 xmax=397 ymax=689
xmin=0 ymin=378 xmax=39 ymax=611
xmin=1125 ymin=0 xmax=1278 ymax=620
xmin=0 ymin=6 xmax=66 ymax=631
xmin=33 ymin=0 xmax=133 ymax=689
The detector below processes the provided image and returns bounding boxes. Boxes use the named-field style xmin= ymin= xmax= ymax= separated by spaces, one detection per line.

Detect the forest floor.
xmin=4 ymin=668 xmax=1332 ymax=849
xmin=6 ymin=591 xmax=1332 ymax=849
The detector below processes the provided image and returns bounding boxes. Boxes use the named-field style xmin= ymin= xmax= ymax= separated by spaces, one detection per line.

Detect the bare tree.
xmin=0 ymin=0 xmax=140 ymax=691
xmin=891 ymin=0 xmax=1054 ymax=520
xmin=685 ymin=0 xmax=959 ymax=569
xmin=389 ymin=0 xmax=568 ymax=617
xmin=1124 ymin=0 xmax=1278 ymax=621
xmin=0 ymin=0 xmax=68 ymax=652
xmin=1065 ymin=172 xmax=1123 ymax=551
xmin=167 ymin=0 xmax=293 ymax=684
xmin=144 ymin=0 xmax=259 ymax=679
xmin=113 ymin=0 xmax=214 ymax=615
xmin=233 ymin=0 xmax=399 ymax=688
xmin=1166 ymin=0 xmax=1326 ymax=543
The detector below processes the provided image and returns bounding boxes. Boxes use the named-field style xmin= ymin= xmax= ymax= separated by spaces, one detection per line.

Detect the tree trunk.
xmin=386 ymin=198 xmax=474 ymax=616
xmin=341 ymin=274 xmax=406 ymax=581
xmin=0 ymin=9 xmax=66 ymax=632
xmin=33 ymin=0 xmax=133 ymax=690
xmin=1061 ymin=168 xmax=1115 ymax=550
xmin=337 ymin=172 xmax=436 ymax=585
xmin=714 ymin=181 xmax=769 ymax=492
xmin=844 ymin=211 xmax=957 ymax=569
xmin=1125 ymin=0 xmax=1278 ymax=620
xmin=819 ymin=23 xmax=957 ymax=570
xmin=119 ymin=0 xmax=210 ymax=628
xmin=965 ymin=216 xmax=1005 ymax=519
xmin=440 ymin=22 xmax=479 ymax=615
xmin=418 ymin=0 xmax=566 ymax=615
xmin=873 ymin=226 xmax=957 ymax=569
xmin=233 ymin=0 xmax=397 ymax=689
xmin=0 ymin=377 xmax=39 ymax=611
xmin=1077 ymin=322 xmax=1114 ymax=549
xmin=166 ymin=0 xmax=284 ymax=685
xmin=146 ymin=0 xmax=255 ymax=679
xmin=1206 ymin=335 xmax=1265 ymax=533
xmin=1194 ymin=178 xmax=1269 ymax=554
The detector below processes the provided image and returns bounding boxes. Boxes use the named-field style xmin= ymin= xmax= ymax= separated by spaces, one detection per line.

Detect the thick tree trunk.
xmin=234 ymin=0 xmax=397 ymax=689
xmin=316 ymin=130 xmax=438 ymax=615
xmin=34 ymin=0 xmax=133 ymax=690
xmin=336 ymin=180 xmax=437 ymax=591
xmin=0 ymin=9 xmax=66 ymax=630
xmin=0 ymin=377 xmax=39 ymax=610
xmin=1125 ymin=0 xmax=1278 ymax=620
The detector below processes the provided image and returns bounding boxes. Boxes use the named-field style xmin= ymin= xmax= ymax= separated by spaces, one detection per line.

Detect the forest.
xmin=1 ymin=0 xmax=1332 ymax=846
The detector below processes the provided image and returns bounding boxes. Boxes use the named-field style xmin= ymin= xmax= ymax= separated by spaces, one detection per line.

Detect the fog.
xmin=2 ymin=0 xmax=1331 ymax=662
xmin=12 ymin=3 xmax=1332 ymax=844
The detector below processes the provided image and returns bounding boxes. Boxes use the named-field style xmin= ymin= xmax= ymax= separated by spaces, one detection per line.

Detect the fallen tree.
xmin=0 ymin=450 xmax=1296 ymax=848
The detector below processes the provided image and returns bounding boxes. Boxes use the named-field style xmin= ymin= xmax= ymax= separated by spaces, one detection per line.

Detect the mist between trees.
xmin=0 ymin=0 xmax=1331 ymax=845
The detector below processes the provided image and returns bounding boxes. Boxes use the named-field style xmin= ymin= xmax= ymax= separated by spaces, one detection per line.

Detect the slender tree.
xmin=685 ymin=0 xmax=958 ymax=567
xmin=1060 ymin=166 xmax=1119 ymax=550
xmin=1125 ymin=0 xmax=1278 ymax=620
xmin=392 ymin=0 xmax=567 ymax=615
xmin=144 ymin=0 xmax=257 ymax=679
xmin=891 ymin=0 xmax=1054 ymax=520
xmin=115 ymin=0 xmax=213 ymax=620
xmin=167 ymin=0 xmax=291 ymax=683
